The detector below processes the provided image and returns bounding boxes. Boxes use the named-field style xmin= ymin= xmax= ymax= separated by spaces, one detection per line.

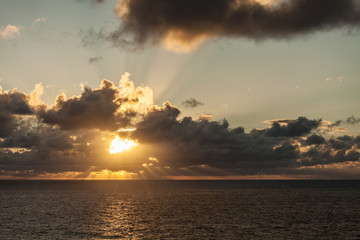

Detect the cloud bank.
xmin=0 ymin=74 xmax=359 ymax=179
xmin=90 ymin=0 xmax=360 ymax=51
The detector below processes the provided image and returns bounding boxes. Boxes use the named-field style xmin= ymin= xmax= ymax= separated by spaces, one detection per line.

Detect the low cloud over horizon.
xmin=0 ymin=73 xmax=359 ymax=180
xmin=86 ymin=0 xmax=360 ymax=52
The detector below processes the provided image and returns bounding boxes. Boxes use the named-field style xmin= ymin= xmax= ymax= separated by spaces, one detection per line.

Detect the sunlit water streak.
xmin=0 ymin=180 xmax=360 ymax=239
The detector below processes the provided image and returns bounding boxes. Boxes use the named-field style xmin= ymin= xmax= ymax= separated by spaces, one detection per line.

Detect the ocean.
xmin=1 ymin=180 xmax=359 ymax=239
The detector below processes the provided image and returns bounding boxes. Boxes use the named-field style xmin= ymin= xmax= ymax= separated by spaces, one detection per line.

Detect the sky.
xmin=0 ymin=0 xmax=360 ymax=179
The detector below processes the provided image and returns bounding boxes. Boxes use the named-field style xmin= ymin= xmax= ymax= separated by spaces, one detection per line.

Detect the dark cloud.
xmin=306 ymin=134 xmax=325 ymax=145
xmin=261 ymin=117 xmax=321 ymax=137
xmin=89 ymin=56 xmax=103 ymax=63
xmin=38 ymin=79 xmax=138 ymax=131
xmin=329 ymin=120 xmax=342 ymax=127
xmin=92 ymin=0 xmax=360 ymax=51
xmin=0 ymin=120 xmax=73 ymax=151
xmin=182 ymin=98 xmax=204 ymax=108
xmin=301 ymin=143 xmax=360 ymax=167
xmin=77 ymin=0 xmax=106 ymax=5
xmin=132 ymin=105 xmax=358 ymax=173
xmin=0 ymin=112 xmax=17 ymax=138
xmin=0 ymin=89 xmax=33 ymax=137
xmin=346 ymin=115 xmax=360 ymax=125
xmin=0 ymin=90 xmax=32 ymax=115
xmin=0 ymin=119 xmax=76 ymax=174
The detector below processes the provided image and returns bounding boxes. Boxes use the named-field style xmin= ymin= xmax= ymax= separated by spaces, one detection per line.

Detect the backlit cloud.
xmin=38 ymin=73 xmax=153 ymax=130
xmin=132 ymin=107 xmax=359 ymax=176
xmin=0 ymin=74 xmax=359 ymax=179
xmin=89 ymin=0 xmax=360 ymax=52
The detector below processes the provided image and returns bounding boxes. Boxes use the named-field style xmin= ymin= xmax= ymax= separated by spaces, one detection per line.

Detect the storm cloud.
xmin=93 ymin=0 xmax=360 ymax=51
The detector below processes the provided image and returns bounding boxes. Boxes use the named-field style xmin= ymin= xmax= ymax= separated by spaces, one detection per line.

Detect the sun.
xmin=109 ymin=137 xmax=137 ymax=154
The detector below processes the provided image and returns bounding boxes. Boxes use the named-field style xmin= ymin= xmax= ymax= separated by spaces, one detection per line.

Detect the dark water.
xmin=1 ymin=180 xmax=360 ymax=239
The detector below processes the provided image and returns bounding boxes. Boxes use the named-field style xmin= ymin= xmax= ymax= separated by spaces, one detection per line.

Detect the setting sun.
xmin=109 ymin=137 xmax=137 ymax=154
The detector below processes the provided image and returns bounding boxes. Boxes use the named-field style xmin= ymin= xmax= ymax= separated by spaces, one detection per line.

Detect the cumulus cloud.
xmin=300 ymin=136 xmax=360 ymax=167
xmin=305 ymin=134 xmax=326 ymax=145
xmin=132 ymin=105 xmax=358 ymax=173
xmin=262 ymin=117 xmax=322 ymax=137
xmin=0 ymin=24 xmax=20 ymax=40
xmin=88 ymin=0 xmax=360 ymax=52
xmin=0 ymin=88 xmax=33 ymax=137
xmin=38 ymin=73 xmax=153 ymax=130
xmin=0 ymin=75 xmax=359 ymax=179
xmin=182 ymin=98 xmax=204 ymax=108
xmin=29 ymin=83 xmax=45 ymax=107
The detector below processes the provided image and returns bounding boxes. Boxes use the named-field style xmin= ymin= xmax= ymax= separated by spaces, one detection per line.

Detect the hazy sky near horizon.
xmin=1 ymin=0 xmax=360 ymax=179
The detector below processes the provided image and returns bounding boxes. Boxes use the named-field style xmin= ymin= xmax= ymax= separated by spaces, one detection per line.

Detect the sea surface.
xmin=0 ymin=180 xmax=360 ymax=239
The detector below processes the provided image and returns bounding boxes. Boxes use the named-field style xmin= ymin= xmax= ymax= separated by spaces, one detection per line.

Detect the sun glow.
xmin=109 ymin=137 xmax=137 ymax=154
